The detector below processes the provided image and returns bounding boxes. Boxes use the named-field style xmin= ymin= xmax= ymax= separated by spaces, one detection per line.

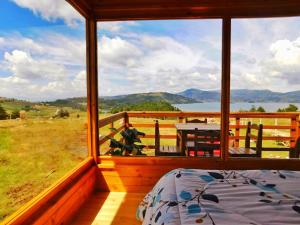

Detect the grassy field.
xmin=0 ymin=106 xmax=87 ymax=221
xmin=0 ymin=108 xmax=296 ymax=221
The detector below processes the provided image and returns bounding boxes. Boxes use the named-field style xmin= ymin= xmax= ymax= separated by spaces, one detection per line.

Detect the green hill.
xmin=110 ymin=101 xmax=180 ymax=113
xmin=46 ymin=92 xmax=198 ymax=111
xmin=102 ymin=92 xmax=198 ymax=104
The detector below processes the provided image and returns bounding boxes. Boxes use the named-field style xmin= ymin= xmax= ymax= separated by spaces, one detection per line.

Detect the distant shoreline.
xmin=173 ymin=102 xmax=300 ymax=112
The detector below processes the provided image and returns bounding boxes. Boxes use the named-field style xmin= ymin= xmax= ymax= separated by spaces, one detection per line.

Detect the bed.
xmin=136 ymin=169 xmax=300 ymax=225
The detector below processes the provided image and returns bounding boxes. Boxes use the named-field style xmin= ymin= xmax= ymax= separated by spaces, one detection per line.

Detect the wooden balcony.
xmin=98 ymin=111 xmax=300 ymax=158
xmin=3 ymin=111 xmax=299 ymax=225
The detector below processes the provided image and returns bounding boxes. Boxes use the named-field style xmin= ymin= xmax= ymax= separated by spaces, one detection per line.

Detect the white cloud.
xmin=270 ymin=38 xmax=300 ymax=66
xmin=99 ymin=36 xmax=142 ymax=68
xmin=98 ymin=35 xmax=221 ymax=96
xmin=4 ymin=50 xmax=66 ymax=80
xmin=1 ymin=18 xmax=300 ymax=100
xmin=0 ymin=34 xmax=85 ymax=66
xmin=98 ymin=21 xmax=138 ymax=32
xmin=231 ymin=18 xmax=300 ymax=92
xmin=257 ymin=37 xmax=300 ymax=87
xmin=0 ymin=32 xmax=86 ymax=100
xmin=11 ymin=0 xmax=83 ymax=26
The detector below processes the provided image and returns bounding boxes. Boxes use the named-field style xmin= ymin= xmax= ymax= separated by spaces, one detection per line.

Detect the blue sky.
xmin=0 ymin=0 xmax=300 ymax=101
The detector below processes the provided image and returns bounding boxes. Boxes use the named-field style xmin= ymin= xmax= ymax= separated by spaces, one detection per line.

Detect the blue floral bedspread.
xmin=137 ymin=169 xmax=300 ymax=225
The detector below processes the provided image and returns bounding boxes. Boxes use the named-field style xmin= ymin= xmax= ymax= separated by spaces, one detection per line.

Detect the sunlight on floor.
xmin=92 ymin=192 xmax=126 ymax=225
xmin=71 ymin=192 xmax=144 ymax=225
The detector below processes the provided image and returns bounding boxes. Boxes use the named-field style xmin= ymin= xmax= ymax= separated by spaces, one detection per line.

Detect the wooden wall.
xmin=3 ymin=158 xmax=97 ymax=225
xmin=96 ymin=156 xmax=300 ymax=193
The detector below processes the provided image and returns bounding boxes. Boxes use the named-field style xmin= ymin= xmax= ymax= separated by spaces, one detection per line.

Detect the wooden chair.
xmin=186 ymin=118 xmax=207 ymax=123
xmin=187 ymin=129 xmax=220 ymax=157
xmin=230 ymin=122 xmax=263 ymax=157
xmin=154 ymin=120 xmax=181 ymax=156
xmin=290 ymin=137 xmax=300 ymax=158
xmin=186 ymin=118 xmax=208 ymax=139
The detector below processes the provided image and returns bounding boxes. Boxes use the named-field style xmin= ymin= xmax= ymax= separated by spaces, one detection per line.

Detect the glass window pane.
xmin=230 ymin=17 xmax=300 ymax=160
xmin=98 ymin=20 xmax=222 ymax=158
xmin=0 ymin=1 xmax=87 ymax=220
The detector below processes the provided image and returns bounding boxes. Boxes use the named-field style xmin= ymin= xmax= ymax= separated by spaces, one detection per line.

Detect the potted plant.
xmin=108 ymin=128 xmax=146 ymax=156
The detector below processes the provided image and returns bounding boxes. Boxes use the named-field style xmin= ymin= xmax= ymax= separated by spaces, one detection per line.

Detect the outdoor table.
xmin=175 ymin=123 xmax=221 ymax=156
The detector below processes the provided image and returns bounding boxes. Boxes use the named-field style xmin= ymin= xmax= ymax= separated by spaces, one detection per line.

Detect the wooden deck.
xmin=71 ymin=192 xmax=145 ymax=225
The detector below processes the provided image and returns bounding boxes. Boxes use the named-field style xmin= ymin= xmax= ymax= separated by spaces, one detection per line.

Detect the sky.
xmin=0 ymin=0 xmax=300 ymax=101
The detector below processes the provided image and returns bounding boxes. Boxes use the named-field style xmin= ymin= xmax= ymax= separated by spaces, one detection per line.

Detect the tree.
xmin=11 ymin=110 xmax=20 ymax=119
xmin=285 ymin=104 xmax=298 ymax=112
xmin=277 ymin=104 xmax=298 ymax=112
xmin=0 ymin=105 xmax=7 ymax=120
xmin=22 ymin=105 xmax=32 ymax=112
xmin=257 ymin=106 xmax=266 ymax=112
xmin=249 ymin=105 xmax=257 ymax=112
xmin=110 ymin=101 xmax=180 ymax=113
xmin=277 ymin=108 xmax=284 ymax=112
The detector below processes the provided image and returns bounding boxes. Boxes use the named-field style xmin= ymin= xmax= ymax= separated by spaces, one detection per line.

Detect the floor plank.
xmin=71 ymin=192 xmax=145 ymax=225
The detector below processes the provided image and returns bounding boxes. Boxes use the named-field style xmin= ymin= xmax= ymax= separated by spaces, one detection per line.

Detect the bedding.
xmin=137 ymin=169 xmax=300 ymax=225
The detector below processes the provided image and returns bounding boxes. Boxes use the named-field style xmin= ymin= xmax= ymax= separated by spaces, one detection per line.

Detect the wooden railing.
xmin=98 ymin=111 xmax=300 ymax=157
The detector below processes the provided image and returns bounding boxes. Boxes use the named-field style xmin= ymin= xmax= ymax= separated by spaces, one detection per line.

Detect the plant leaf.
xmin=158 ymin=188 xmax=164 ymax=194
xmin=279 ymin=173 xmax=286 ymax=179
xmin=167 ymin=201 xmax=178 ymax=207
xmin=264 ymin=184 xmax=276 ymax=188
xmin=259 ymin=199 xmax=272 ymax=203
xmin=109 ymin=139 xmax=123 ymax=148
xmin=200 ymin=175 xmax=214 ymax=182
xmin=176 ymin=173 xmax=181 ymax=178
xmin=109 ymin=127 xmax=118 ymax=132
xmin=155 ymin=211 xmax=161 ymax=223
xmin=292 ymin=205 xmax=300 ymax=214
xmin=250 ymin=179 xmax=257 ymax=185
xmin=202 ymin=194 xmax=219 ymax=203
xmin=208 ymin=172 xmax=224 ymax=179
xmin=188 ymin=204 xmax=201 ymax=214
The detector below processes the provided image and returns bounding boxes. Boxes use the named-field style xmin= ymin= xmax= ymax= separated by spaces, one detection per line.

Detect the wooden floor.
xmin=71 ymin=192 xmax=145 ymax=225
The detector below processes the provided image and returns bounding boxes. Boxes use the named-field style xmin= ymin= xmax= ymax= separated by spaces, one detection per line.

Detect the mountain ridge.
xmin=178 ymin=88 xmax=300 ymax=103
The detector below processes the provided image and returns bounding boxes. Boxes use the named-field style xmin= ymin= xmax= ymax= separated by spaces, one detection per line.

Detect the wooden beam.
xmin=221 ymin=18 xmax=231 ymax=161
xmin=98 ymin=112 xmax=126 ymax=127
xmin=126 ymin=111 xmax=300 ymax=119
xmin=66 ymin=0 xmax=92 ymax=19
xmin=91 ymin=0 xmax=300 ymax=21
xmin=98 ymin=156 xmax=300 ymax=171
xmin=86 ymin=19 xmax=99 ymax=161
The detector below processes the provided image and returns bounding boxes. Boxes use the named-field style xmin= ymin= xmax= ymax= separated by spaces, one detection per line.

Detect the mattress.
xmin=137 ymin=169 xmax=300 ymax=225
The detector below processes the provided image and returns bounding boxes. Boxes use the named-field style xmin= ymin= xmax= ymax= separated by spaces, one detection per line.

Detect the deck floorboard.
xmin=71 ymin=192 xmax=145 ymax=225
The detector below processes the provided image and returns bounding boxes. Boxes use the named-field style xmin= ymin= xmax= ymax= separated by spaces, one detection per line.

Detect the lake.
xmin=173 ymin=102 xmax=300 ymax=112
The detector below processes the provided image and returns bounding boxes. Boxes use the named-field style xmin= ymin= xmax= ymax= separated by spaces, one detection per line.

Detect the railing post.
xmin=110 ymin=122 xmax=114 ymax=129
xmin=288 ymin=115 xmax=298 ymax=158
xmin=124 ymin=112 xmax=129 ymax=129
xmin=178 ymin=117 xmax=184 ymax=123
xmin=155 ymin=120 xmax=160 ymax=156
xmin=297 ymin=114 xmax=300 ymax=139
xmin=235 ymin=116 xmax=240 ymax=147
xmin=290 ymin=115 xmax=297 ymax=148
